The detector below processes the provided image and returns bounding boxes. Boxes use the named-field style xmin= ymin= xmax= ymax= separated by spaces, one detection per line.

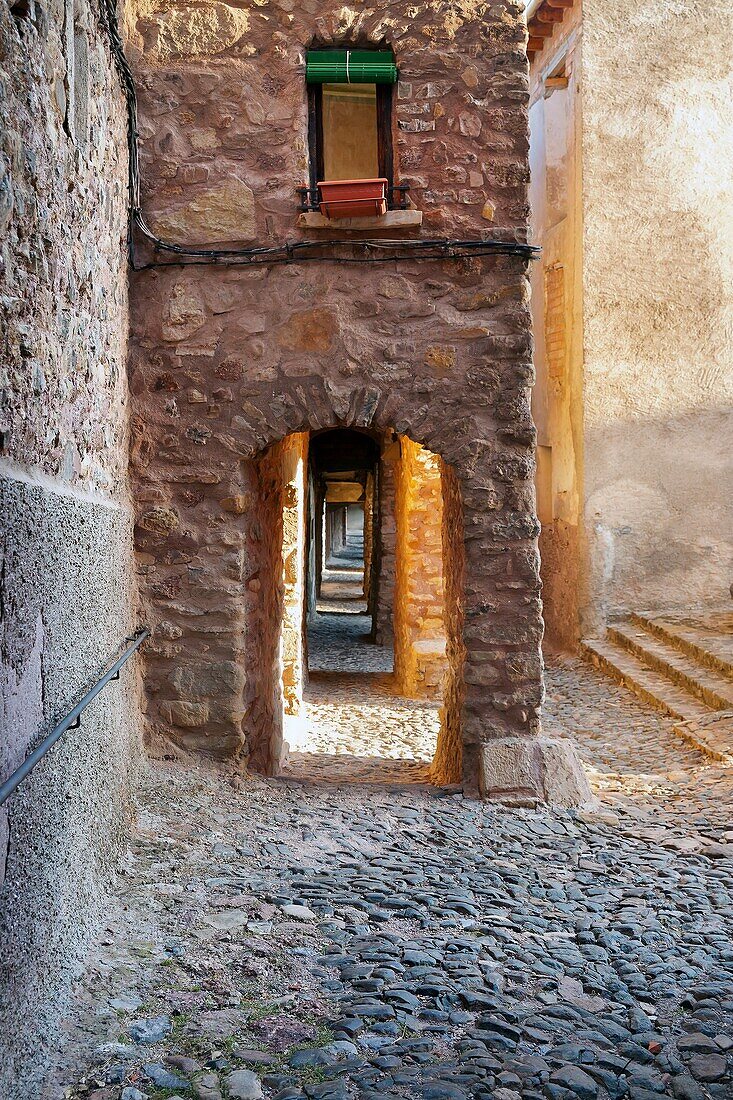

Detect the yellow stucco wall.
xmin=529 ymin=2 xmax=584 ymax=647
xmin=531 ymin=1 xmax=733 ymax=643
xmin=393 ymin=436 xmax=448 ymax=698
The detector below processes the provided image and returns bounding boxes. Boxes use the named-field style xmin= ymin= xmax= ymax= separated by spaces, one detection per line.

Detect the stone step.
xmin=580 ymin=637 xmax=733 ymax=763
xmin=607 ymin=622 xmax=733 ymax=712
xmin=581 ymin=637 xmax=711 ymax=723
xmin=629 ymin=612 xmax=733 ymax=681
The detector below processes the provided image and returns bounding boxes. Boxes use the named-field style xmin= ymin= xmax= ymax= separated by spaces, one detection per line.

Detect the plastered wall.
xmin=580 ymin=0 xmax=733 ymax=632
xmin=0 ymin=2 xmax=140 ymax=1093
xmin=530 ymin=1 xmax=733 ymax=643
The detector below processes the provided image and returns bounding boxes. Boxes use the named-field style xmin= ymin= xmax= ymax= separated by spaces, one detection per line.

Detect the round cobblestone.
xmin=43 ymin=652 xmax=732 ymax=1100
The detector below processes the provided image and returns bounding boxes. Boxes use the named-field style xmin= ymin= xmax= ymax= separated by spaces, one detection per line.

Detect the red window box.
xmin=318 ymin=178 xmax=388 ymax=219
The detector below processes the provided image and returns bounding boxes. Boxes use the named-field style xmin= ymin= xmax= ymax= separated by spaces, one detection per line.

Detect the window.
xmin=321 ymin=84 xmax=379 ymax=181
xmin=305 ymin=49 xmax=399 ymax=213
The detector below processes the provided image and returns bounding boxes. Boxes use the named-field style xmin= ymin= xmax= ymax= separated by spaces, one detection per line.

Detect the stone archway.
xmin=132 ymin=353 xmax=591 ymax=805
xmin=130 ymin=234 xmax=593 ymax=806
xmin=245 ymin=425 xmax=466 ymax=785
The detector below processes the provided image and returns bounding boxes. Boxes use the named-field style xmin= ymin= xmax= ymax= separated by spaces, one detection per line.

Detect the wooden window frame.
xmin=307 ymin=82 xmax=397 ymax=210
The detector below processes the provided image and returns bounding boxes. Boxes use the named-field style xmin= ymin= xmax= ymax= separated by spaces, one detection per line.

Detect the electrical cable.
xmin=97 ymin=0 xmax=540 ymax=270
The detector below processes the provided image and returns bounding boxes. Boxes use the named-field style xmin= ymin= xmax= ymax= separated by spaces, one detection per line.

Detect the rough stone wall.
xmin=530 ymin=1 xmax=733 ymax=642
xmin=249 ymin=434 xmax=307 ymax=767
xmin=0 ymin=2 xmax=139 ymax=1094
xmin=279 ymin=433 xmax=308 ymax=719
xmin=126 ymin=0 xmax=587 ymax=801
xmin=431 ymin=458 xmax=466 ymax=785
xmin=394 ymin=436 xmax=448 ymax=699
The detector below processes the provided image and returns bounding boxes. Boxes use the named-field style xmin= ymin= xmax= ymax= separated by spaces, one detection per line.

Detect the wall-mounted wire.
xmin=97 ymin=0 xmax=540 ymax=270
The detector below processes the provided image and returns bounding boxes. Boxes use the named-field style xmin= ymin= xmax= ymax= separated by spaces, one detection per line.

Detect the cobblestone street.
xmin=288 ymin=571 xmax=438 ymax=785
xmin=46 ymin=651 xmax=733 ymax=1100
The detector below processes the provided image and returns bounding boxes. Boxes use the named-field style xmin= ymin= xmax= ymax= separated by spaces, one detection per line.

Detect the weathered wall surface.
xmin=0 ymin=477 xmax=141 ymax=1096
xmin=528 ymin=0 xmax=583 ymax=648
xmin=580 ymin=1 xmax=733 ymax=632
xmin=431 ymin=459 xmax=465 ymax=785
xmin=0 ymin=3 xmax=139 ymax=1094
xmin=240 ymin=433 xmax=307 ymax=769
xmin=374 ymin=441 xmax=398 ymax=645
xmin=280 ymin=434 xmax=308 ymax=722
xmin=127 ymin=0 xmax=590 ymax=802
xmin=394 ymin=436 xmax=448 ymax=698
xmin=529 ymin=0 xmax=733 ymax=641
xmin=362 ymin=476 xmax=375 ymax=607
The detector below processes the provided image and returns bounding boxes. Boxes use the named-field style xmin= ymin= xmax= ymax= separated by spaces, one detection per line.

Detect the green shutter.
xmin=306 ymin=50 xmax=397 ymax=85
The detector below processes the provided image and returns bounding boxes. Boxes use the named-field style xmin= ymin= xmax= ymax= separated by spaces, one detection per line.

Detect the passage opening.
xmin=253 ymin=427 xmax=465 ymax=787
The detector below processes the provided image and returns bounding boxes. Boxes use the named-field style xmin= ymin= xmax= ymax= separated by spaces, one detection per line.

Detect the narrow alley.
xmin=289 ymin=528 xmax=439 ymax=785
xmin=45 ymin=666 xmax=733 ymax=1100
xmin=3 ymin=1 xmax=732 ymax=1098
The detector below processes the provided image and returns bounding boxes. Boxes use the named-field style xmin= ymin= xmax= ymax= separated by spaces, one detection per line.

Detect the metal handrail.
xmin=0 ymin=628 xmax=150 ymax=808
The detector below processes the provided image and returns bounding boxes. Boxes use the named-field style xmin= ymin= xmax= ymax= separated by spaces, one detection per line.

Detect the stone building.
xmin=0 ymin=0 xmax=603 ymax=1092
xmin=527 ymin=0 xmax=733 ymax=650
xmin=126 ymin=0 xmax=589 ymax=803
xmin=0 ymin=0 xmax=141 ymax=1092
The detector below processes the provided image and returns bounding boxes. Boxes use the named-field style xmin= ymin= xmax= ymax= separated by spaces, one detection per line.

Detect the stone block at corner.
xmin=478 ymin=736 xmax=595 ymax=808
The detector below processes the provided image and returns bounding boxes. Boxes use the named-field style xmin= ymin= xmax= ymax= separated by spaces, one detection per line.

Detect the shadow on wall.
xmin=539 ymin=407 xmax=733 ymax=647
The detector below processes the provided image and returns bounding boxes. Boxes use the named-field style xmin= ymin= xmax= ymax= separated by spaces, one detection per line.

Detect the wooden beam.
xmin=545 ymin=0 xmax=574 ymax=8
xmin=535 ymin=7 xmax=565 ymax=22
xmin=528 ymin=36 xmax=546 ymax=53
xmin=527 ymin=20 xmax=555 ymax=37
xmin=545 ymin=75 xmax=569 ymax=90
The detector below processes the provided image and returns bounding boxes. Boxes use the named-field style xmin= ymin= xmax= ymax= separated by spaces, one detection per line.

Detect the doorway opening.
xmin=307 ymin=428 xmax=389 ymax=676
xmin=251 ymin=427 xmax=465 ymax=787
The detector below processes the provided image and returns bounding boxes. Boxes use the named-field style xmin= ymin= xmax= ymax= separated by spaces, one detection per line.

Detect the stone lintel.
xmin=325 ymin=480 xmax=364 ymax=503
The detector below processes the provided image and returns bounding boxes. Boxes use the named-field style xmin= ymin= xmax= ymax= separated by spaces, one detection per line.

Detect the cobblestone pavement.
xmin=307 ymin=612 xmax=394 ymax=675
xmin=45 ymin=659 xmax=733 ymax=1100
xmin=293 ymin=556 xmax=427 ymax=784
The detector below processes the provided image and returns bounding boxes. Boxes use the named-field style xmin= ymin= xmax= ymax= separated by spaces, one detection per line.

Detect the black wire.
xmin=132 ymin=247 xmax=540 ymax=272
xmin=98 ymin=0 xmax=540 ymax=270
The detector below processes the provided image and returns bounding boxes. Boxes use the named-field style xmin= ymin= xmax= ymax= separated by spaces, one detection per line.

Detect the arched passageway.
xmin=251 ymin=427 xmax=465 ymax=785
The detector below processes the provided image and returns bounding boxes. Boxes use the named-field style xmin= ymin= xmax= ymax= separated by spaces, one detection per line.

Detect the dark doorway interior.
xmin=306 ymin=428 xmax=392 ymax=674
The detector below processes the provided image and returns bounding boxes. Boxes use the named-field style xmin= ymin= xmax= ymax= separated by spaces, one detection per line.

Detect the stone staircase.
xmin=581 ymin=608 xmax=733 ymax=763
